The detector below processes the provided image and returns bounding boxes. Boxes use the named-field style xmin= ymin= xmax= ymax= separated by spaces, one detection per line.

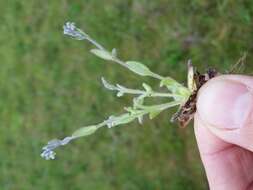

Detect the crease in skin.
xmin=194 ymin=113 xmax=233 ymax=156
xmin=196 ymin=112 xmax=243 ymax=150
xmin=195 ymin=114 xmax=253 ymax=190
xmin=203 ymin=144 xmax=236 ymax=157
xmin=196 ymin=84 xmax=253 ymax=152
xmin=245 ymin=180 xmax=253 ymax=190
xmin=246 ymin=86 xmax=253 ymax=94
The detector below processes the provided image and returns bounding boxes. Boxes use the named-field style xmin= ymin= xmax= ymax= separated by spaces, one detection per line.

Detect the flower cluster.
xmin=63 ymin=22 xmax=87 ymax=40
xmin=41 ymin=137 xmax=74 ymax=160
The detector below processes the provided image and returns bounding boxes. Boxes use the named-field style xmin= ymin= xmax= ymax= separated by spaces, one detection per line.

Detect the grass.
xmin=1 ymin=0 xmax=253 ymax=189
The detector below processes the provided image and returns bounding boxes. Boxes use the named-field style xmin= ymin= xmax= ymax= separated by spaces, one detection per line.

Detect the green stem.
xmin=117 ymin=87 xmax=182 ymax=98
xmin=136 ymin=101 xmax=181 ymax=111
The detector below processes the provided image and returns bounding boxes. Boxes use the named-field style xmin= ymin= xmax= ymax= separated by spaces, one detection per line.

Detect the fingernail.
xmin=197 ymin=79 xmax=253 ymax=129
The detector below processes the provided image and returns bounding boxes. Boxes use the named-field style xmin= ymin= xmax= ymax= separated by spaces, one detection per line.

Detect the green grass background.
xmin=1 ymin=0 xmax=253 ymax=189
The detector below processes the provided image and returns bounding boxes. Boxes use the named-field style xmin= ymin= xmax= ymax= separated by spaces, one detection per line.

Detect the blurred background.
xmin=1 ymin=0 xmax=253 ymax=189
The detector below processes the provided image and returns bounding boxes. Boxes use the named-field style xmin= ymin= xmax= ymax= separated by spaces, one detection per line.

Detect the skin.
xmin=195 ymin=75 xmax=253 ymax=190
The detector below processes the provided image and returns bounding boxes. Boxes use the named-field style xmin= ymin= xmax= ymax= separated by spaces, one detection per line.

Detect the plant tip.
xmin=63 ymin=22 xmax=87 ymax=40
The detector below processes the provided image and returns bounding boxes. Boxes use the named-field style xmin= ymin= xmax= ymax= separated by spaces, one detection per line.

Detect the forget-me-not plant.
xmin=41 ymin=22 xmax=193 ymax=160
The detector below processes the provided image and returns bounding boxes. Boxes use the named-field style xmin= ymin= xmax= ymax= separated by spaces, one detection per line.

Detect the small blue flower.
xmin=41 ymin=137 xmax=74 ymax=160
xmin=63 ymin=22 xmax=87 ymax=40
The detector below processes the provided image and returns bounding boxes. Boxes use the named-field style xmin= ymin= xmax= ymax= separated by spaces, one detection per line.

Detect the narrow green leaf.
xmin=101 ymin=77 xmax=117 ymax=90
xmin=72 ymin=125 xmax=98 ymax=138
xmin=160 ymin=77 xmax=190 ymax=98
xmin=125 ymin=61 xmax=152 ymax=76
xmin=114 ymin=113 xmax=136 ymax=125
xmin=111 ymin=48 xmax=117 ymax=57
xmin=90 ymin=49 xmax=113 ymax=60
xmin=142 ymin=83 xmax=152 ymax=92
xmin=149 ymin=110 xmax=162 ymax=119
xmin=187 ymin=60 xmax=196 ymax=92
xmin=133 ymin=96 xmax=144 ymax=109
xmin=160 ymin=77 xmax=186 ymax=95
xmin=106 ymin=113 xmax=137 ymax=128
xmin=160 ymin=77 xmax=177 ymax=88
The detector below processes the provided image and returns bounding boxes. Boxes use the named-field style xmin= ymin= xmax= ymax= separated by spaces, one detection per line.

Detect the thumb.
xmin=197 ymin=75 xmax=253 ymax=151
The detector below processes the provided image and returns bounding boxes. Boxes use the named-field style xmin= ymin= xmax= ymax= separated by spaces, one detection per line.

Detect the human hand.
xmin=194 ymin=75 xmax=253 ymax=190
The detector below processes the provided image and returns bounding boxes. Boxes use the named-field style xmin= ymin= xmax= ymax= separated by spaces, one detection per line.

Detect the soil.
xmin=171 ymin=68 xmax=219 ymax=127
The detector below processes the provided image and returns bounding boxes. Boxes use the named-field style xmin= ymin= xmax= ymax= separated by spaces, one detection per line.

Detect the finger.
xmin=195 ymin=113 xmax=253 ymax=190
xmin=196 ymin=75 xmax=253 ymax=151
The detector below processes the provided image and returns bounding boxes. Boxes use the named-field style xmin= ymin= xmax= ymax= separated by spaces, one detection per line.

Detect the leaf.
xmin=72 ymin=125 xmax=98 ymax=138
xmin=125 ymin=61 xmax=152 ymax=76
xmin=160 ymin=77 xmax=178 ymax=88
xmin=90 ymin=49 xmax=113 ymax=60
xmin=160 ymin=77 xmax=183 ymax=94
xmin=111 ymin=48 xmax=117 ymax=57
xmin=116 ymin=84 xmax=127 ymax=91
xmin=187 ymin=60 xmax=197 ymax=92
xmin=133 ymin=96 xmax=144 ymax=109
xmin=149 ymin=110 xmax=162 ymax=119
xmin=142 ymin=83 xmax=152 ymax=92
xmin=124 ymin=107 xmax=137 ymax=114
xmin=160 ymin=77 xmax=190 ymax=98
xmin=114 ymin=114 xmax=135 ymax=125
xmin=106 ymin=113 xmax=136 ymax=128
xmin=116 ymin=91 xmax=124 ymax=97
xmin=101 ymin=77 xmax=117 ymax=90
xmin=137 ymin=115 xmax=143 ymax=124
